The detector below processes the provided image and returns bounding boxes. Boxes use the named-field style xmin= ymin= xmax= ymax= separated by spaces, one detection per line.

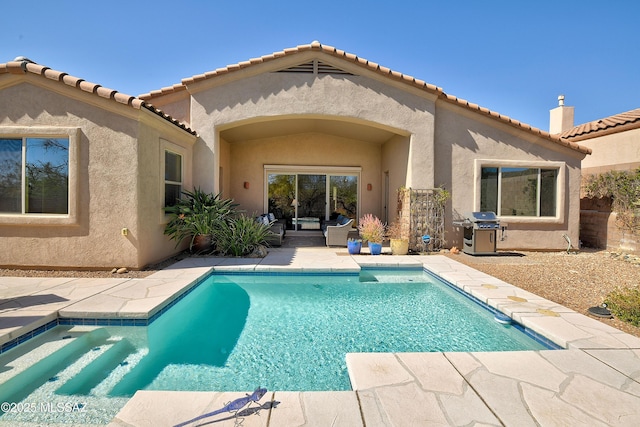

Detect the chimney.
xmin=549 ymin=95 xmax=574 ymax=134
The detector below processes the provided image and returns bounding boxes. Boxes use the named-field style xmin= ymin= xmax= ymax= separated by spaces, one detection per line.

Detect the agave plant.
xmin=164 ymin=188 xmax=238 ymax=251
xmin=213 ymin=214 xmax=273 ymax=256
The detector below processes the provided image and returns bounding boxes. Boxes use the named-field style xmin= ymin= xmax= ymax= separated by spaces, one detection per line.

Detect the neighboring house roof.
xmin=140 ymin=41 xmax=591 ymax=155
xmin=0 ymin=58 xmax=197 ymax=136
xmin=561 ymin=107 xmax=640 ymax=141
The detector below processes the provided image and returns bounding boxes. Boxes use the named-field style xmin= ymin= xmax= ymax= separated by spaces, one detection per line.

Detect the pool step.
xmin=0 ymin=327 xmax=110 ymax=408
xmin=89 ymin=347 xmax=148 ymax=396
xmin=55 ymin=337 xmax=136 ymax=396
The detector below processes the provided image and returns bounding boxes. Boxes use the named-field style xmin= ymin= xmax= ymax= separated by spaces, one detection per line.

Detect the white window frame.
xmin=263 ymin=165 xmax=361 ymax=226
xmin=474 ymin=159 xmax=565 ymax=224
xmin=0 ymin=127 xmax=79 ymax=225
xmin=160 ymin=139 xmax=191 ymax=221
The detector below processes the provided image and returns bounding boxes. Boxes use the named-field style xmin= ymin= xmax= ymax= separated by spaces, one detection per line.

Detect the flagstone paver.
xmin=347 ymin=352 xmax=501 ymax=426
xmin=586 ymin=348 xmax=640 ymax=382
xmin=108 ymin=390 xmax=271 ymax=427
xmin=268 ymin=391 xmax=362 ymax=426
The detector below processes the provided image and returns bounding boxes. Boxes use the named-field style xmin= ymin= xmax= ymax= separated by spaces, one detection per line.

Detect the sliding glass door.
xmin=296 ymin=174 xmax=326 ymax=229
xmin=330 ymin=175 xmax=357 ymax=219
xmin=266 ymin=167 xmax=360 ymax=231
xmin=267 ymin=174 xmax=295 ymax=223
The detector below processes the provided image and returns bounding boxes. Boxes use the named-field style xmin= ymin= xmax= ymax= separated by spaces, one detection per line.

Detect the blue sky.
xmin=2 ymin=0 xmax=638 ymax=131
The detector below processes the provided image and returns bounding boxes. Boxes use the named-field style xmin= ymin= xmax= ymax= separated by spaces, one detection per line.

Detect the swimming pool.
xmin=0 ymin=268 xmax=550 ymax=424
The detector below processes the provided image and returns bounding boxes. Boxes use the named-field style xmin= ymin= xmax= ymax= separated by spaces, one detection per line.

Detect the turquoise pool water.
xmin=113 ymin=268 xmax=546 ymax=393
xmin=0 ymin=268 xmax=548 ymax=424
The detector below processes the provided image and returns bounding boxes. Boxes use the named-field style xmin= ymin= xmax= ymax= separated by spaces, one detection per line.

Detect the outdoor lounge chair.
xmin=323 ymin=218 xmax=354 ymax=247
xmin=266 ymin=222 xmax=285 ymax=246
xmin=257 ymin=213 xmax=285 ymax=246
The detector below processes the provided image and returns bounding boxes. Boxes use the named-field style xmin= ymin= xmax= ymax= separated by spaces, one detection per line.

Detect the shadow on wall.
xmin=580 ymin=197 xmax=612 ymax=249
xmin=198 ymin=71 xmax=436 ymax=118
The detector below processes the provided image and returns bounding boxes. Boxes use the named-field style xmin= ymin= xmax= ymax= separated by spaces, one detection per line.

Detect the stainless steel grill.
xmin=458 ymin=212 xmax=500 ymax=255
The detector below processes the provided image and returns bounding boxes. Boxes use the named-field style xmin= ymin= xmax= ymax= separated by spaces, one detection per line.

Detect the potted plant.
xmin=358 ymin=214 xmax=386 ymax=255
xmin=387 ymin=219 xmax=410 ymax=255
xmin=164 ymin=188 xmax=237 ymax=253
xmin=347 ymin=237 xmax=362 ymax=255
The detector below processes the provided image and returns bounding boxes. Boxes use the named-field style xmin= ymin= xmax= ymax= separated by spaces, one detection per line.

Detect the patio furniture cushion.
xmin=322 ymin=214 xmax=351 ymax=232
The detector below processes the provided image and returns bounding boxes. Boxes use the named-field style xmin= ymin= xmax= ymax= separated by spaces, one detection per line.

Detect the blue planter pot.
xmin=347 ymin=240 xmax=362 ymax=254
xmin=368 ymin=242 xmax=383 ymax=255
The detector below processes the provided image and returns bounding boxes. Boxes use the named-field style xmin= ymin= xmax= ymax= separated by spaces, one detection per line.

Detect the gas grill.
xmin=457 ymin=212 xmax=500 ymax=255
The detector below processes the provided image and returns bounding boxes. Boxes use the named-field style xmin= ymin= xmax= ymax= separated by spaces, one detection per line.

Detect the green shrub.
xmin=583 ymin=168 xmax=640 ymax=233
xmin=605 ymin=287 xmax=640 ymax=327
xmin=214 ymin=214 xmax=272 ymax=256
xmin=164 ymin=188 xmax=237 ymax=251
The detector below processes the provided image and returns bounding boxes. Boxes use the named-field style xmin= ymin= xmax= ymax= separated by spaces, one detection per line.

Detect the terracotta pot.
xmin=192 ymin=234 xmax=213 ymax=252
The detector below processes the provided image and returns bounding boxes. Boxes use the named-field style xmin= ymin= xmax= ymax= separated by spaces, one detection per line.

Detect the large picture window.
xmin=0 ymin=137 xmax=69 ymax=214
xmin=481 ymin=166 xmax=558 ymax=217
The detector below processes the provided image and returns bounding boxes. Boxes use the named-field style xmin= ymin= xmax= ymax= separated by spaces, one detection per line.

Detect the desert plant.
xmin=214 ymin=214 xmax=272 ymax=256
xmin=386 ymin=219 xmax=410 ymax=240
xmin=386 ymin=218 xmax=410 ymax=255
xmin=164 ymin=188 xmax=238 ymax=251
xmin=583 ymin=168 xmax=640 ymax=233
xmin=605 ymin=287 xmax=640 ymax=327
xmin=358 ymin=214 xmax=386 ymax=243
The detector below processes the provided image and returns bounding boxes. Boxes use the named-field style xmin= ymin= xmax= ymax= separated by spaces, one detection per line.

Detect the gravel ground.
xmin=0 ymin=254 xmax=186 ymax=280
xmin=444 ymin=249 xmax=640 ymax=338
xmin=1 ymin=249 xmax=639 ymax=337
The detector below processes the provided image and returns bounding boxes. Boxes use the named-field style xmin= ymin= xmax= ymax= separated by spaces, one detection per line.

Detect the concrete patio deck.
xmin=0 ymin=246 xmax=639 ymax=426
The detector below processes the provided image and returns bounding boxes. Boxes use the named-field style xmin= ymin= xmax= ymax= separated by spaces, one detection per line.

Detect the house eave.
xmin=0 ymin=59 xmax=196 ymax=136
xmin=438 ymin=94 xmax=592 ymax=156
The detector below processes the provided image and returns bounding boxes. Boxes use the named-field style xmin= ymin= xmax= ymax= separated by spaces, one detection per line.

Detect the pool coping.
xmin=1 ymin=248 xmax=639 ymax=426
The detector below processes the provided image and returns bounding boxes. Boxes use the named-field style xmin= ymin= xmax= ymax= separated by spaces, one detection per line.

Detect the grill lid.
xmin=466 ymin=212 xmax=499 ymax=222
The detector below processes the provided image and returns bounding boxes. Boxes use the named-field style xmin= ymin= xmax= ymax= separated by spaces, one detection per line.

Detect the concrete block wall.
xmin=580 ymin=197 xmax=639 ymax=253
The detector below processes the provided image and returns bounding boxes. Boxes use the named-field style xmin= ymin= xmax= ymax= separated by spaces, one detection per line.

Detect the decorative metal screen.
xmin=398 ymin=188 xmax=447 ymax=252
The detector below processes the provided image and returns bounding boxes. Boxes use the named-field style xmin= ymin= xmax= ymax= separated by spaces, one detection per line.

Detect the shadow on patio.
xmin=278 ymin=231 xmax=327 ymax=248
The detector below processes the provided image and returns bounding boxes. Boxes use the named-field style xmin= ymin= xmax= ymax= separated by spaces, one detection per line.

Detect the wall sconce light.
xmin=243 ymin=181 xmax=250 ymax=189
xmin=367 ymin=183 xmax=372 ymax=191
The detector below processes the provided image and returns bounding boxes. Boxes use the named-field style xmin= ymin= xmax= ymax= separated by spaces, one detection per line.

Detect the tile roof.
xmin=439 ymin=93 xmax=590 ymax=154
xmin=140 ymin=41 xmax=443 ymax=98
xmin=0 ymin=58 xmax=197 ymax=136
xmin=561 ymin=107 xmax=640 ymax=141
xmin=139 ymin=42 xmax=590 ymax=155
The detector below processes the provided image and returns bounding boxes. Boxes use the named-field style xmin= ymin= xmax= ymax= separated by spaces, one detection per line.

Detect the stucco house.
xmin=550 ymin=98 xmax=640 ymax=176
xmin=0 ymin=42 xmax=591 ymax=269
xmin=550 ymin=101 xmax=640 ymax=251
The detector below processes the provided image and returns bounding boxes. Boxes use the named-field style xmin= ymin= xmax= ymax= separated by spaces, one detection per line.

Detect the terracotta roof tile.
xmin=144 ymin=41 xmax=588 ymax=154
xmin=440 ymin=93 xmax=591 ymax=154
xmin=155 ymin=42 xmax=444 ymax=98
xmin=561 ymin=108 xmax=640 ymax=140
xmin=145 ymin=83 xmax=187 ymax=98
xmin=61 ymin=74 xmax=84 ymax=88
xmin=0 ymin=58 xmax=196 ymax=136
